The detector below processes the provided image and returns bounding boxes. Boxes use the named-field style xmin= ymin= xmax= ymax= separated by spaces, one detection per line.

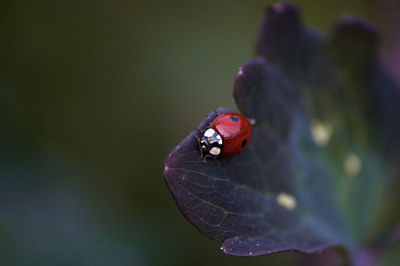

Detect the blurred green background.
xmin=1 ymin=0 xmax=398 ymax=265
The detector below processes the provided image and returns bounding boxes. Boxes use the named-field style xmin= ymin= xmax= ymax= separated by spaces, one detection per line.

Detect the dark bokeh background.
xmin=1 ymin=1 xmax=399 ymax=265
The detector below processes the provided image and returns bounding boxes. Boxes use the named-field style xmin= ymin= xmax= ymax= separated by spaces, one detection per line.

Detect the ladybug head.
xmin=200 ymin=128 xmax=223 ymax=157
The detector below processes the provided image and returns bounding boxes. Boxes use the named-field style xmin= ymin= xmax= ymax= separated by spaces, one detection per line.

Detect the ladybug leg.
xmin=202 ymin=153 xmax=218 ymax=163
xmin=194 ymin=134 xmax=214 ymax=163
xmin=202 ymin=154 xmax=211 ymax=163
xmin=194 ymin=134 xmax=204 ymax=158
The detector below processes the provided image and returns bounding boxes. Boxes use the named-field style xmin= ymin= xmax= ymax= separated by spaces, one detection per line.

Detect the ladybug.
xmin=198 ymin=112 xmax=252 ymax=158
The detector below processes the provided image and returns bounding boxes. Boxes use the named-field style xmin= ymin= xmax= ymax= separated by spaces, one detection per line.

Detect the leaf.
xmin=164 ymin=2 xmax=400 ymax=258
xmin=164 ymin=108 xmax=346 ymax=256
xmin=256 ymin=2 xmax=321 ymax=83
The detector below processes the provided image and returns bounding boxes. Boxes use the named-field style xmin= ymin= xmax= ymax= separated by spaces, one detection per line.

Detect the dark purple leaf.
xmin=164 ymin=2 xmax=400 ymax=258
xmin=164 ymin=107 xmax=347 ymax=256
xmin=256 ymin=2 xmax=322 ymax=83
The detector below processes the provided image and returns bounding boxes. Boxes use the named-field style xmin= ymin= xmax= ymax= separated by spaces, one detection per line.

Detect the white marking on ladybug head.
xmin=216 ymin=135 xmax=223 ymax=144
xmin=204 ymin=128 xmax=216 ymax=137
xmin=209 ymin=147 xmax=221 ymax=156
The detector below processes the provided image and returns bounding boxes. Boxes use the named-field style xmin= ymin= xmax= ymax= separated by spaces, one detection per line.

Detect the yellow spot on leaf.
xmin=310 ymin=119 xmax=333 ymax=147
xmin=276 ymin=193 xmax=296 ymax=210
xmin=344 ymin=152 xmax=362 ymax=177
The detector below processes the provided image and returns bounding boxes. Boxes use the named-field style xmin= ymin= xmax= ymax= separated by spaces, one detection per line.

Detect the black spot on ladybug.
xmin=242 ymin=139 xmax=247 ymax=147
xmin=230 ymin=116 xmax=239 ymax=122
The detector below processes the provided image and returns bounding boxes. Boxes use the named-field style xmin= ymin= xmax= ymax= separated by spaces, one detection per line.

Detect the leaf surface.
xmin=164 ymin=2 xmax=400 ymax=257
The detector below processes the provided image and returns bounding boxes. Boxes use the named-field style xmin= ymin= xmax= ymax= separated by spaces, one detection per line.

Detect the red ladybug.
xmin=199 ymin=112 xmax=252 ymax=158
